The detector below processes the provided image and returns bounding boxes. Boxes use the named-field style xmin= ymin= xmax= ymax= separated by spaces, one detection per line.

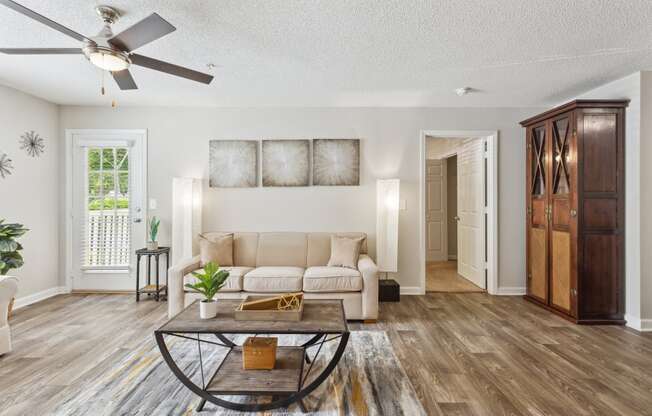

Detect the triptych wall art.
xmin=208 ymin=139 xmax=360 ymax=188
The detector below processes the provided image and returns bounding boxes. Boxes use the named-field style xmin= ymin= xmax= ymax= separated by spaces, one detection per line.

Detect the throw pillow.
xmin=198 ymin=233 xmax=234 ymax=267
xmin=327 ymin=235 xmax=364 ymax=270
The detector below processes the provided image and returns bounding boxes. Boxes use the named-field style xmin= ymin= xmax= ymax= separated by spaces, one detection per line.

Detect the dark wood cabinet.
xmin=520 ymin=100 xmax=628 ymax=324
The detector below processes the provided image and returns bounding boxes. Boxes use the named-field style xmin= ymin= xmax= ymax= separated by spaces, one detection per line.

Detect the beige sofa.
xmin=168 ymin=232 xmax=379 ymax=321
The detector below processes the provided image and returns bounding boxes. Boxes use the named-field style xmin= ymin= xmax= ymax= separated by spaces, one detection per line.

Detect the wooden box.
xmin=235 ymin=295 xmax=304 ymax=321
xmin=243 ymin=337 xmax=277 ymax=370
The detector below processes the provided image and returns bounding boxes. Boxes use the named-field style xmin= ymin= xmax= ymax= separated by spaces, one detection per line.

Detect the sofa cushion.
xmin=303 ymin=266 xmax=363 ymax=292
xmin=184 ymin=266 xmax=253 ymax=292
xmin=327 ymin=235 xmax=364 ymax=269
xmin=198 ymin=233 xmax=234 ymax=267
xmin=256 ymin=233 xmax=307 ymax=268
xmin=307 ymin=232 xmax=368 ymax=267
xmin=243 ymin=267 xmax=304 ymax=292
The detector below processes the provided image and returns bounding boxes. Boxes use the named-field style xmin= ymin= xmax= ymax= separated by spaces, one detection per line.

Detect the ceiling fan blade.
xmin=130 ymin=54 xmax=213 ymax=85
xmin=0 ymin=0 xmax=92 ymax=43
xmin=0 ymin=48 xmax=82 ymax=54
xmin=108 ymin=13 xmax=175 ymax=52
xmin=111 ymin=69 xmax=138 ymax=90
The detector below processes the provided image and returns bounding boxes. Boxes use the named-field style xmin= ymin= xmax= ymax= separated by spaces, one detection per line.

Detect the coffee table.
xmin=155 ymin=299 xmax=349 ymax=412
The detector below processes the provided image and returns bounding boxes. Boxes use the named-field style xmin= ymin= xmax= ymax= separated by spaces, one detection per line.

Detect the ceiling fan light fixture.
xmin=84 ymin=45 xmax=130 ymax=72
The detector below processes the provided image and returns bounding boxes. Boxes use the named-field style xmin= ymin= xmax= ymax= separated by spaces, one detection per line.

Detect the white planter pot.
xmin=200 ymin=300 xmax=218 ymax=319
xmin=146 ymin=241 xmax=159 ymax=250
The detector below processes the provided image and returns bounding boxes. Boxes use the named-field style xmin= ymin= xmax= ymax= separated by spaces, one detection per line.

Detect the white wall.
xmin=569 ymin=72 xmax=646 ymax=329
xmin=0 ymin=84 xmax=61 ymax=304
xmin=59 ymin=106 xmax=539 ymax=292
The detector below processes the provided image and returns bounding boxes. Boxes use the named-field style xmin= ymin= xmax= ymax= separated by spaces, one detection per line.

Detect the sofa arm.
xmin=168 ymin=255 xmax=201 ymax=319
xmin=358 ymin=254 xmax=379 ymax=320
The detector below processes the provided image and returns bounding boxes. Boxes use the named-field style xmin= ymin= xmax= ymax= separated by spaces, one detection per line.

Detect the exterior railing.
xmin=84 ymin=209 xmax=131 ymax=267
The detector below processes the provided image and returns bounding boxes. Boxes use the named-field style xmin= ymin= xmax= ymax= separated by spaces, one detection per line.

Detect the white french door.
xmin=457 ymin=138 xmax=485 ymax=289
xmin=67 ymin=130 xmax=147 ymax=291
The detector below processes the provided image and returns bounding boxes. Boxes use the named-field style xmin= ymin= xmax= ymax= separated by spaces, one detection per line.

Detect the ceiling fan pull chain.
xmin=101 ymin=69 xmax=105 ymax=96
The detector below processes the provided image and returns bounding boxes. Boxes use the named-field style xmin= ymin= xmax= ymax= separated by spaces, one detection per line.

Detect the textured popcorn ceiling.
xmin=1 ymin=0 xmax=651 ymax=107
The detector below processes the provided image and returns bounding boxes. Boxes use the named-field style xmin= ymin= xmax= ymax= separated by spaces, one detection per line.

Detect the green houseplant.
xmin=147 ymin=216 xmax=160 ymax=250
xmin=0 ymin=219 xmax=29 ymax=316
xmin=184 ymin=262 xmax=230 ymax=319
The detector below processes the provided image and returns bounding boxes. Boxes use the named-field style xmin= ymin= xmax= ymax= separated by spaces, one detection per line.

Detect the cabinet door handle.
xmin=571 ymin=288 xmax=577 ymax=296
xmin=570 ymin=209 xmax=577 ymax=217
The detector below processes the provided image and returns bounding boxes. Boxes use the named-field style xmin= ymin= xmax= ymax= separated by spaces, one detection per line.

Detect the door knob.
xmin=454 ymin=216 xmax=460 ymax=222
xmin=133 ymin=218 xmax=142 ymax=223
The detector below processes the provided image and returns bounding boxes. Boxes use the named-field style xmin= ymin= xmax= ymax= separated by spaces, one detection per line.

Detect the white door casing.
xmin=66 ymin=130 xmax=147 ymax=291
xmin=426 ymin=159 xmax=447 ymax=261
xmin=457 ymin=138 xmax=485 ymax=288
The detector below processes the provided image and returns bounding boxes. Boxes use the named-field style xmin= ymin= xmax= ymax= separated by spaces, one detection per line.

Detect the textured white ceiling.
xmin=1 ymin=0 xmax=651 ymax=107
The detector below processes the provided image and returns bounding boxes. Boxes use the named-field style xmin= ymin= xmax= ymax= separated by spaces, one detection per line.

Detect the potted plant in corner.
xmin=147 ymin=216 xmax=160 ymax=250
xmin=0 ymin=219 xmax=29 ymax=317
xmin=185 ymin=262 xmax=230 ymax=319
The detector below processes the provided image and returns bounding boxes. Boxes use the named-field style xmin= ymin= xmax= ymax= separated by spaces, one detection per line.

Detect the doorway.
xmin=65 ymin=130 xmax=147 ymax=291
xmin=420 ymin=131 xmax=498 ymax=295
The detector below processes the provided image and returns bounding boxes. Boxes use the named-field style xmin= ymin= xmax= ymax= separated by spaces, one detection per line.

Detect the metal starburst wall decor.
xmin=19 ymin=130 xmax=45 ymax=157
xmin=0 ymin=152 xmax=13 ymax=179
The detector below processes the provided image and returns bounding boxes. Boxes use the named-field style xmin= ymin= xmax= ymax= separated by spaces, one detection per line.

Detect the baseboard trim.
xmin=625 ymin=314 xmax=652 ymax=332
xmin=400 ymin=286 xmax=424 ymax=295
xmin=495 ymin=286 xmax=526 ymax=296
xmin=13 ymin=286 xmax=68 ymax=310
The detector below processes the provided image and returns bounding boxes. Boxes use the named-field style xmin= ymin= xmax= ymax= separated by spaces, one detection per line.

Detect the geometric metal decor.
xmin=312 ymin=139 xmax=360 ymax=186
xmin=0 ymin=152 xmax=13 ymax=178
xmin=209 ymin=140 xmax=258 ymax=188
xmin=19 ymin=130 xmax=45 ymax=158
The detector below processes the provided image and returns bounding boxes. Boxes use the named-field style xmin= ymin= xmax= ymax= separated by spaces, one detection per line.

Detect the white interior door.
xmin=69 ymin=131 xmax=147 ymax=291
xmin=457 ymin=139 xmax=485 ymax=288
xmin=426 ymin=159 xmax=447 ymax=261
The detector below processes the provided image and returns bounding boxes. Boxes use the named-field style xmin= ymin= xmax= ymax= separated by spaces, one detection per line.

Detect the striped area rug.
xmin=52 ymin=331 xmax=425 ymax=415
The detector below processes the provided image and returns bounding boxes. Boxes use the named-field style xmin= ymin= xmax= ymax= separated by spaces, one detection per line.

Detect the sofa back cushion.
xmin=203 ymin=232 xmax=259 ymax=267
xmin=201 ymin=231 xmax=367 ymax=268
xmin=255 ymin=232 xmax=308 ymax=267
xmin=306 ymin=232 xmax=367 ymax=267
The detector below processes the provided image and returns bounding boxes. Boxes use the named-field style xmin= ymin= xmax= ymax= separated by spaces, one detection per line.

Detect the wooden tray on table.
xmin=235 ymin=293 xmax=304 ymax=321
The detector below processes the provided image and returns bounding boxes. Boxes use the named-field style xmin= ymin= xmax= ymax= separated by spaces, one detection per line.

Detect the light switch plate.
xmin=149 ymin=198 xmax=157 ymax=210
xmin=399 ymin=199 xmax=407 ymax=210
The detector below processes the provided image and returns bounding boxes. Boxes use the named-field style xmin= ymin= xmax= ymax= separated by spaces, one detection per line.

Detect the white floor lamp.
xmin=171 ymin=178 xmax=203 ymax=265
xmin=376 ymin=179 xmax=400 ymax=276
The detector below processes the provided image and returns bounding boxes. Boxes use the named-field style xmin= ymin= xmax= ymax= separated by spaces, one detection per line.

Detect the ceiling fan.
xmin=0 ymin=0 xmax=214 ymax=90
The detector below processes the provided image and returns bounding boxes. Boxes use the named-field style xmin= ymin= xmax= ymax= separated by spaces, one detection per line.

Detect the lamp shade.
xmin=376 ymin=179 xmax=400 ymax=272
xmin=171 ymin=178 xmax=203 ymax=264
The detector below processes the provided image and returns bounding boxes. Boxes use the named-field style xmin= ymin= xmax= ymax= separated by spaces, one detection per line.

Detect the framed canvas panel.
xmin=313 ymin=139 xmax=360 ymax=186
xmin=209 ymin=140 xmax=258 ymax=188
xmin=262 ymin=139 xmax=310 ymax=187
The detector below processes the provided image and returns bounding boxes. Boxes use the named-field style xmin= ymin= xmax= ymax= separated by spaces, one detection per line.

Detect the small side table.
xmin=136 ymin=247 xmax=170 ymax=302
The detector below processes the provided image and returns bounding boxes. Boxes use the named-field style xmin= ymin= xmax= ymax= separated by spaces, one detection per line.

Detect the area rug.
xmin=52 ymin=331 xmax=425 ymax=415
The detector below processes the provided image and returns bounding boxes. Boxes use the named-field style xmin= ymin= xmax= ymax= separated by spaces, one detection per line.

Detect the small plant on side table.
xmin=0 ymin=219 xmax=29 ymax=317
xmin=147 ymin=216 xmax=160 ymax=250
xmin=184 ymin=262 xmax=230 ymax=319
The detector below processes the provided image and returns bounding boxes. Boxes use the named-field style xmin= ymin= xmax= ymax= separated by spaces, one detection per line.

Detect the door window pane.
xmin=83 ymin=147 xmax=131 ymax=268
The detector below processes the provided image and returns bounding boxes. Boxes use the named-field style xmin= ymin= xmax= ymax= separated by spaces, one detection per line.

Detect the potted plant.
xmin=0 ymin=220 xmax=29 ymax=317
xmin=184 ymin=262 xmax=230 ymax=319
xmin=147 ymin=216 xmax=160 ymax=250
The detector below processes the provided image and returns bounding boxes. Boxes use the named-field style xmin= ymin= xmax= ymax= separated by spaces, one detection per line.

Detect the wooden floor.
xmin=2 ymin=294 xmax=652 ymax=415
xmin=426 ymin=260 xmax=484 ymax=293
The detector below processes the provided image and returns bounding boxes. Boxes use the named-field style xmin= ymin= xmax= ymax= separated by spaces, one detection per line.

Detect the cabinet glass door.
xmin=550 ymin=115 xmax=574 ymax=314
xmin=527 ymin=124 xmax=548 ymax=303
